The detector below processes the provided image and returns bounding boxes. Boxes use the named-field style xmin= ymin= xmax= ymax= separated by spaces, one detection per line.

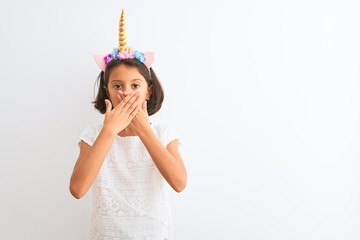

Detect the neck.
xmin=118 ymin=126 xmax=137 ymax=137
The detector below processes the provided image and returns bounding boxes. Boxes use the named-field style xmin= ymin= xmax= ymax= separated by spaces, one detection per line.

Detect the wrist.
xmin=137 ymin=124 xmax=153 ymax=138
xmin=101 ymin=125 xmax=118 ymax=138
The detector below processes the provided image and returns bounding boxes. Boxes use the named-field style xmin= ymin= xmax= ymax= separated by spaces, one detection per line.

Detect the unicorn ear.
xmin=93 ymin=54 xmax=107 ymax=72
xmin=143 ymin=52 xmax=155 ymax=69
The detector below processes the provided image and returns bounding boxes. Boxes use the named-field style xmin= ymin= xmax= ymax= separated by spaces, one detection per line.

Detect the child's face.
xmin=106 ymin=65 xmax=151 ymax=107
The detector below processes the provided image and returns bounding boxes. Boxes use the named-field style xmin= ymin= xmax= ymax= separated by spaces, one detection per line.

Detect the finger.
xmin=123 ymin=93 xmax=139 ymax=113
xmin=129 ymin=104 xmax=141 ymax=119
xmin=121 ymin=91 xmax=137 ymax=104
xmin=116 ymin=94 xmax=123 ymax=102
xmin=114 ymin=91 xmax=137 ymax=110
xmin=105 ymin=99 xmax=112 ymax=114
xmin=119 ymin=91 xmax=125 ymax=100
xmin=122 ymin=90 xmax=135 ymax=100
xmin=125 ymin=95 xmax=141 ymax=114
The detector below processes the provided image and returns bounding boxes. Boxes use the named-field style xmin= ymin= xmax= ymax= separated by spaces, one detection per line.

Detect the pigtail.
xmin=147 ymin=67 xmax=164 ymax=116
xmin=93 ymin=71 xmax=108 ymax=114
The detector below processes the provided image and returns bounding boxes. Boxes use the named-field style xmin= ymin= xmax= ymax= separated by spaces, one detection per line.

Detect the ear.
xmin=93 ymin=54 xmax=107 ymax=72
xmin=146 ymin=85 xmax=152 ymax=100
xmin=143 ymin=52 xmax=154 ymax=69
xmin=103 ymin=85 xmax=110 ymax=97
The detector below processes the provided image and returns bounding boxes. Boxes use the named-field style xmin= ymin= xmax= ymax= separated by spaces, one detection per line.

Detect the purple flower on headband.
xmin=118 ymin=50 xmax=134 ymax=60
xmin=134 ymin=51 xmax=146 ymax=62
xmin=104 ymin=54 xmax=113 ymax=64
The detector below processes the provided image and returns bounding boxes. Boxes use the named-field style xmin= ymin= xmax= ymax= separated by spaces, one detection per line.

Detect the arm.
xmin=129 ymin=100 xmax=187 ymax=192
xmin=69 ymin=92 xmax=140 ymax=199
xmin=139 ymin=128 xmax=187 ymax=192
xmin=69 ymin=128 xmax=116 ymax=199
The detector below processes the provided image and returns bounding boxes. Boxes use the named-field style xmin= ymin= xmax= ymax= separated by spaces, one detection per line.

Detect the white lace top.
xmin=79 ymin=124 xmax=179 ymax=240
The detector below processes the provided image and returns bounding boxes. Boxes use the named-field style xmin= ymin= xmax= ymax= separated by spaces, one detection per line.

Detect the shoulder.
xmin=79 ymin=124 xmax=103 ymax=146
xmin=151 ymin=124 xmax=172 ymax=133
xmin=81 ymin=124 xmax=103 ymax=135
xmin=151 ymin=124 xmax=180 ymax=146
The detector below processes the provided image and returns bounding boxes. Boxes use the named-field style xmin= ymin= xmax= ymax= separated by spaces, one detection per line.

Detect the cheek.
xmin=108 ymin=91 xmax=120 ymax=106
xmin=140 ymin=90 xmax=150 ymax=102
xmin=132 ymin=89 xmax=147 ymax=99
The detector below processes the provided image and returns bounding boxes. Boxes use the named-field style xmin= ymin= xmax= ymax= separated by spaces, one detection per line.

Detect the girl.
xmin=69 ymin=9 xmax=187 ymax=240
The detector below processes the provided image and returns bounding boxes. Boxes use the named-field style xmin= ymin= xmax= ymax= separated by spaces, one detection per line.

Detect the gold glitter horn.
xmin=118 ymin=9 xmax=130 ymax=52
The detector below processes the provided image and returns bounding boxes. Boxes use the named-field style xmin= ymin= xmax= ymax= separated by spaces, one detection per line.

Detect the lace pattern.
xmin=79 ymin=124 xmax=178 ymax=240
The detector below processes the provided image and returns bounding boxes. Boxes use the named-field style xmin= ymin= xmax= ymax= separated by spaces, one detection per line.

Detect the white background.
xmin=1 ymin=0 xmax=359 ymax=239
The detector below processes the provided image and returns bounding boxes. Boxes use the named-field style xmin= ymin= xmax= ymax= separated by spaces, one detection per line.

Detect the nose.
xmin=120 ymin=87 xmax=133 ymax=98
xmin=122 ymin=90 xmax=130 ymax=97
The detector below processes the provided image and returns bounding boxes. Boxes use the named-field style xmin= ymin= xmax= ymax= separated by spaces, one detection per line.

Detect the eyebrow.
xmin=110 ymin=79 xmax=143 ymax=83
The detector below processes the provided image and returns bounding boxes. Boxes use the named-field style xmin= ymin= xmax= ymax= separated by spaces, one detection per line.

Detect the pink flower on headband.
xmin=118 ymin=49 xmax=134 ymax=60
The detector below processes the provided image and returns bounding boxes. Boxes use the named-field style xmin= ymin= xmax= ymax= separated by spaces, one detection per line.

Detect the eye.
xmin=113 ymin=84 xmax=121 ymax=89
xmin=132 ymin=84 xmax=140 ymax=89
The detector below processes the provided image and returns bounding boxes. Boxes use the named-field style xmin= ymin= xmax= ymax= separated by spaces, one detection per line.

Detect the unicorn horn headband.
xmin=118 ymin=9 xmax=130 ymax=52
xmin=93 ymin=9 xmax=154 ymax=72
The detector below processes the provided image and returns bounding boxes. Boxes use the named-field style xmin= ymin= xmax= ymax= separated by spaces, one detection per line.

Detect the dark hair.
xmin=93 ymin=58 xmax=164 ymax=116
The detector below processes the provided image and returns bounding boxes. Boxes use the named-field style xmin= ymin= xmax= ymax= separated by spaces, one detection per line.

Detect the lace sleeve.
xmin=78 ymin=125 xmax=97 ymax=147
xmin=163 ymin=125 xmax=181 ymax=147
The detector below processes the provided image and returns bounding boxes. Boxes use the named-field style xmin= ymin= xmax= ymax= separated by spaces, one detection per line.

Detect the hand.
xmin=103 ymin=91 xmax=140 ymax=136
xmin=117 ymin=93 xmax=151 ymax=136
xmin=130 ymin=100 xmax=151 ymax=136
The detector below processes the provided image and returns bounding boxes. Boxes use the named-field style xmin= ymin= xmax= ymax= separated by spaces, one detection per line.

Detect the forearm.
xmin=70 ymin=127 xmax=116 ymax=198
xmin=139 ymin=127 xmax=187 ymax=192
